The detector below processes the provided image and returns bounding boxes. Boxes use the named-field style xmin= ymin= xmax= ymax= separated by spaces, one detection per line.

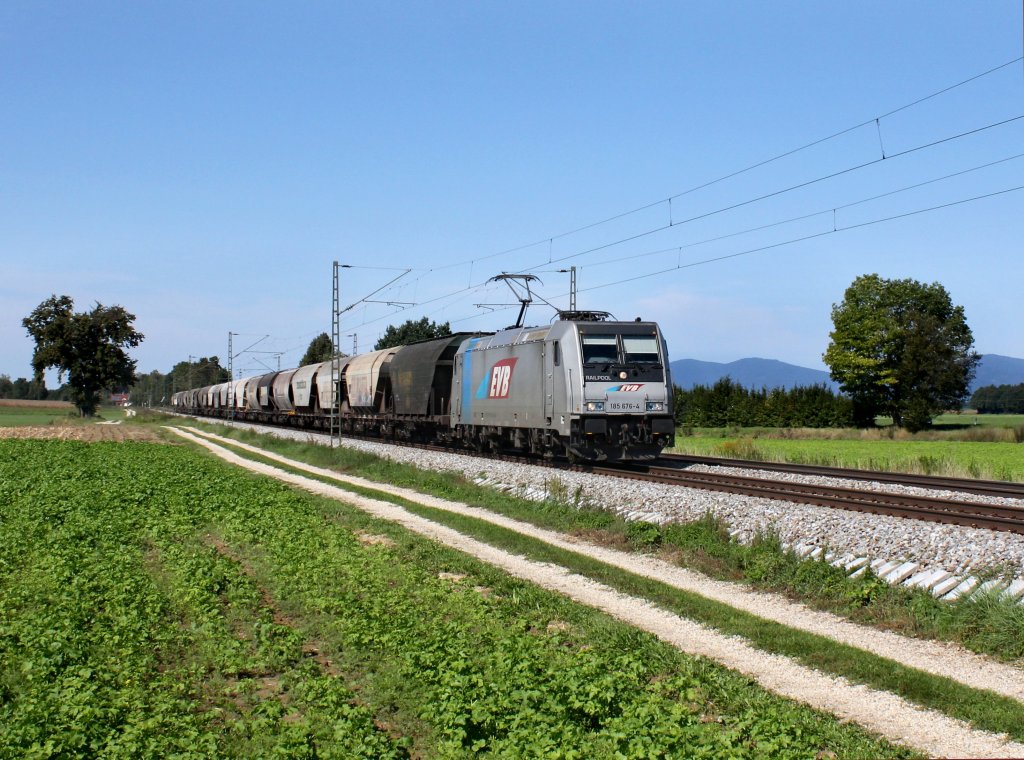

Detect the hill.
xmin=669 ymin=358 xmax=837 ymax=391
xmin=669 ymin=354 xmax=1024 ymax=393
xmin=971 ymin=354 xmax=1024 ymax=390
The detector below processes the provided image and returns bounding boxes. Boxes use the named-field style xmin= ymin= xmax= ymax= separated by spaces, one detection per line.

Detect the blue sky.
xmin=2 ymin=2 xmax=1022 ymax=385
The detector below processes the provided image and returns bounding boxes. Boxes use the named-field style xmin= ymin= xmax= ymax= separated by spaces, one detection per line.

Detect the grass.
xmin=0 ymin=401 xmax=144 ymax=427
xmin=929 ymin=413 xmax=1024 ymax=429
xmin=0 ymin=438 xmax=913 ymax=758
xmin=670 ymin=429 xmax=1024 ymax=481
xmin=183 ymin=419 xmax=1024 ymax=661
xmin=0 ymin=404 xmax=77 ymax=427
xmin=173 ymin=423 xmax=1024 ymax=736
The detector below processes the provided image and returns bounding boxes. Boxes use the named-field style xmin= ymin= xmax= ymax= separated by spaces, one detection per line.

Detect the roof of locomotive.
xmin=460 ymin=318 xmax=662 ymax=352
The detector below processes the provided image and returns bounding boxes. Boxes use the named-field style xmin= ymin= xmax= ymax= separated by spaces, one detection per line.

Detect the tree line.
xmin=969 ymin=384 xmax=1024 ymax=414
xmin=17 ymin=276 xmax=985 ymax=426
xmin=673 ymin=379 xmax=853 ymax=428
xmin=0 ymin=375 xmax=71 ymax=401
xmin=127 ymin=357 xmax=231 ymax=407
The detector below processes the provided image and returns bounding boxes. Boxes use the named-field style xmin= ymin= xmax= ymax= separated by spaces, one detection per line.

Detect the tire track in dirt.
xmin=182 ymin=425 xmax=1024 ymax=704
xmin=169 ymin=426 xmax=1024 ymax=759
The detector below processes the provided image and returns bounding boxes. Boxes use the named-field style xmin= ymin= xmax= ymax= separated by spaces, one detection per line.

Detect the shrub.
xmin=625 ymin=521 xmax=662 ymax=550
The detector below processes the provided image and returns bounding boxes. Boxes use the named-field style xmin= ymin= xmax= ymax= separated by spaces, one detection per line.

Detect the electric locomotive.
xmin=450 ymin=312 xmax=674 ymax=461
xmin=173 ymin=311 xmax=675 ymax=462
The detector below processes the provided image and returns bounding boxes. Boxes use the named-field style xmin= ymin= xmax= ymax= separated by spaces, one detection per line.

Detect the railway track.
xmin=181 ymin=414 xmax=1024 ymax=535
xmin=660 ymin=453 xmax=1024 ymax=500
xmin=581 ymin=458 xmax=1024 ymax=536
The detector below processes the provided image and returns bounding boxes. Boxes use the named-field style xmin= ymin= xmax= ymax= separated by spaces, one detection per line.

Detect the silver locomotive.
xmin=174 ymin=312 xmax=675 ymax=462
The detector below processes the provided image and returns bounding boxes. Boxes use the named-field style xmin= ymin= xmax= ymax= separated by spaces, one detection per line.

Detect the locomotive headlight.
xmin=645 ymin=401 xmax=664 ymax=412
xmin=585 ymin=401 xmax=605 ymax=412
xmin=618 ymin=371 xmax=628 ymax=380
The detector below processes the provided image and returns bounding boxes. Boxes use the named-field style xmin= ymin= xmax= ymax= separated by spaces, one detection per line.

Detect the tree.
xmin=129 ymin=369 xmax=168 ymax=407
xmin=0 ymin=374 xmax=48 ymax=400
xmin=672 ymin=380 xmax=853 ymax=428
xmin=300 ymin=332 xmax=335 ymax=365
xmin=970 ymin=383 xmax=1024 ymax=414
xmin=823 ymin=274 xmax=979 ymax=431
xmin=168 ymin=357 xmax=229 ymax=392
xmin=23 ymin=295 xmax=144 ymax=417
xmin=374 ymin=317 xmax=451 ymax=351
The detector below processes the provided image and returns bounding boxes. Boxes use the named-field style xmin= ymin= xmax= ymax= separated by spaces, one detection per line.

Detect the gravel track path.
xmin=169 ymin=425 xmax=1024 ymax=758
xmin=183 ymin=425 xmax=1024 ymax=703
xmin=201 ymin=419 xmax=1024 ymax=580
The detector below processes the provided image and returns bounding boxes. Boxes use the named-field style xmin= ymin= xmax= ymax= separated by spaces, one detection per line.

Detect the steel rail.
xmin=660 ymin=453 xmax=1024 ymax=500
xmin=177 ymin=411 xmax=1024 ymax=535
xmin=582 ymin=461 xmax=1024 ymax=535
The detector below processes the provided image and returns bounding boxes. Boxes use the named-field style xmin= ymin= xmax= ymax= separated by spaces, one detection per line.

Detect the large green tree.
xmin=23 ymin=295 xmax=144 ymax=417
xmin=374 ymin=317 xmax=451 ymax=351
xmin=300 ymin=332 xmax=335 ymax=365
xmin=823 ymin=274 xmax=979 ymax=431
xmin=168 ymin=357 xmax=229 ymax=392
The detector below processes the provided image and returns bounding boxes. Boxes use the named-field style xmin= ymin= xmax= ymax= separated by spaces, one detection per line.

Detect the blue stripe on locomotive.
xmin=461 ymin=336 xmax=483 ymax=421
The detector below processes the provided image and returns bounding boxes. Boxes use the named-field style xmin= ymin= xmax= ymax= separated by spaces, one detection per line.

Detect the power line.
xmin=339 ymin=130 xmax=1023 ymax=335
xmin=563 ymin=151 xmax=1024 ymax=272
xmin=337 ymin=58 xmax=1024 ymax=337
xmin=513 ymin=113 xmax=1024 ymax=273
xmin=575 ymin=184 xmax=1024 ymax=295
xmin=423 ymin=56 xmax=1024 ymax=273
xmin=350 ymin=109 xmax=1022 ymax=321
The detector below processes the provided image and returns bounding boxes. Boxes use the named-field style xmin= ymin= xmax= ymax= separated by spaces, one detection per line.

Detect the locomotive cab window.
xmin=581 ymin=334 xmax=618 ymax=364
xmin=623 ymin=335 xmax=660 ymax=364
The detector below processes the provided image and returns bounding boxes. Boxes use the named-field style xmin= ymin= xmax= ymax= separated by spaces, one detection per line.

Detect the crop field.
xmin=0 ymin=400 xmax=75 ymax=427
xmin=671 ymin=432 xmax=1024 ymax=481
xmin=0 ymin=437 xmax=912 ymax=758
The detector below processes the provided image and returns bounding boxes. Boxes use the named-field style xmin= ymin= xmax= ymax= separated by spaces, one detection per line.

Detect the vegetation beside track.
xmin=180 ymin=420 xmax=1022 ymax=655
xmin=0 ymin=438 xmax=911 ymax=758
xmin=184 ymin=426 xmax=1024 ymax=742
xmin=188 ymin=419 xmax=1024 ymax=665
xmin=670 ymin=426 xmax=1024 ymax=481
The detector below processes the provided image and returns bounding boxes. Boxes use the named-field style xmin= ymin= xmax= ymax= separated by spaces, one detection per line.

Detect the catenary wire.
xmin=417 ymin=57 xmax=1024 ymax=273
xmin=557 ymin=151 xmax=1024 ymax=272
xmin=335 ymin=61 xmax=1024 ymax=337
xmin=574 ymin=184 xmax=1024 ymax=294
xmin=512 ymin=113 xmax=1024 ymax=274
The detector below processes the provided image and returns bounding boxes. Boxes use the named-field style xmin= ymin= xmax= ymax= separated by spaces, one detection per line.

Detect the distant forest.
xmin=673 ymin=379 xmax=853 ymax=428
xmin=968 ymin=384 xmax=1024 ymax=414
xmin=0 ymin=375 xmax=71 ymax=401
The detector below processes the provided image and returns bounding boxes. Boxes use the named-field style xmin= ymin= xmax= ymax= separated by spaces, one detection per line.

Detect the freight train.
xmin=172 ymin=312 xmax=675 ymax=461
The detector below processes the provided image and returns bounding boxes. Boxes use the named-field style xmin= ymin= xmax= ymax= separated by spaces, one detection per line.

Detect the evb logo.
xmin=476 ymin=358 xmax=518 ymax=399
xmin=609 ymin=383 xmax=644 ymax=392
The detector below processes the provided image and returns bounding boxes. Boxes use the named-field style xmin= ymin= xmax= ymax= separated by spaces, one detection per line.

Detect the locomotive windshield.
xmin=579 ymin=330 xmax=664 ymax=383
xmin=580 ymin=334 xmax=618 ymax=363
xmin=622 ymin=335 xmax=660 ymax=363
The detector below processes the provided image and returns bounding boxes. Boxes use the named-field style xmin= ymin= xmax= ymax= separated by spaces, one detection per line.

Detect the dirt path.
xmin=183 ymin=425 xmax=1024 ymax=702
xmin=170 ymin=426 xmax=1024 ymax=758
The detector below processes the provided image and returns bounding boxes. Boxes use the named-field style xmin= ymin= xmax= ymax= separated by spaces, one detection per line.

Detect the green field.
xmin=0 ymin=404 xmax=74 ymax=427
xmin=0 ymin=438 xmax=911 ymax=758
xmin=671 ymin=421 xmax=1024 ymax=481
xmin=930 ymin=413 xmax=1024 ymax=428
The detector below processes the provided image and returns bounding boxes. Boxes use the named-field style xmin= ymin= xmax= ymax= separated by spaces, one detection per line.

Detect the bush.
xmin=625 ymin=521 xmax=662 ymax=550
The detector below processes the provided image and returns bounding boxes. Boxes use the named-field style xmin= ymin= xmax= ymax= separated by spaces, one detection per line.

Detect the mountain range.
xmin=669 ymin=354 xmax=1024 ymax=394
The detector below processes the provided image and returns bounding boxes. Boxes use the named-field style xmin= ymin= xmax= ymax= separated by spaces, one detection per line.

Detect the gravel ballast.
xmin=204 ymin=420 xmax=1024 ymax=588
